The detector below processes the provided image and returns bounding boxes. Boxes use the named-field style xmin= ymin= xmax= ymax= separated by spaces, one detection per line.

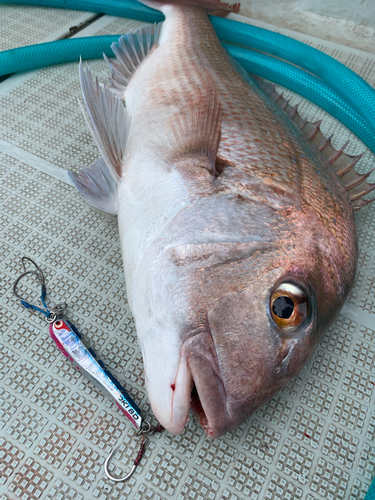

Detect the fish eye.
xmin=270 ymin=283 xmax=309 ymax=329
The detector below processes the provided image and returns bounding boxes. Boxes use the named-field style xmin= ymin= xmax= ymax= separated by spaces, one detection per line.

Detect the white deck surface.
xmin=0 ymin=5 xmax=375 ymax=500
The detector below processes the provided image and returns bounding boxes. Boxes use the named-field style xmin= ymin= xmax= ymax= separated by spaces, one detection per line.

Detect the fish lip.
xmin=189 ymin=361 xmax=229 ymax=438
xmin=182 ymin=326 xmax=230 ymax=438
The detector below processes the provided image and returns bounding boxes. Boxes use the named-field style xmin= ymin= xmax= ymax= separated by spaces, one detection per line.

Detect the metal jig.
xmin=13 ymin=257 xmax=165 ymax=483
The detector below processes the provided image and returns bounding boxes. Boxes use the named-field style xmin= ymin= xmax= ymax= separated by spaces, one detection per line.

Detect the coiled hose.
xmin=0 ymin=0 xmax=164 ymax=21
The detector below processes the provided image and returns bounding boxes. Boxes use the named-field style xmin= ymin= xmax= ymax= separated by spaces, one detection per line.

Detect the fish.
xmin=68 ymin=0 xmax=375 ymax=438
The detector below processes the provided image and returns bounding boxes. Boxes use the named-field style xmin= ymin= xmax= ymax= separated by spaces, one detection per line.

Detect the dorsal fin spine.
xmin=289 ymin=104 xmax=298 ymax=119
xmin=350 ymin=184 xmax=375 ymax=202
xmin=318 ymin=134 xmax=333 ymax=151
xmin=258 ymin=80 xmax=374 ymax=210
xmin=308 ymin=120 xmax=321 ymax=140
xmin=352 ymin=197 xmax=375 ymax=210
xmin=336 ymin=154 xmax=363 ymax=177
xmin=281 ymin=100 xmax=288 ymax=111
xmin=327 ymin=140 xmax=350 ymax=164
xmin=275 ymin=93 xmax=283 ymax=104
xmin=344 ymin=168 xmax=375 ymax=191
xmin=300 ymin=117 xmax=308 ymax=128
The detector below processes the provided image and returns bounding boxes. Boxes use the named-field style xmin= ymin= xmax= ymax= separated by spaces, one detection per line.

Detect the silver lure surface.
xmin=49 ymin=319 xmax=142 ymax=429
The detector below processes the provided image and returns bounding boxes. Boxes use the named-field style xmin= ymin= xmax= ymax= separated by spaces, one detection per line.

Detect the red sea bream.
xmin=69 ymin=0 xmax=374 ymax=438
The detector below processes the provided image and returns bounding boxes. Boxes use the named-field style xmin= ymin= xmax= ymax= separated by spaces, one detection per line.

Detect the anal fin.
xmin=260 ymin=81 xmax=375 ymax=210
xmin=68 ymin=158 xmax=117 ymax=215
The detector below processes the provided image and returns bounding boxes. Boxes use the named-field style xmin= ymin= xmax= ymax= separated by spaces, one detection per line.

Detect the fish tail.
xmin=138 ymin=0 xmax=240 ymax=15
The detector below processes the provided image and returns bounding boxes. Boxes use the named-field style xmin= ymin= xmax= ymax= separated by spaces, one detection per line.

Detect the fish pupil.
xmin=272 ymin=296 xmax=294 ymax=319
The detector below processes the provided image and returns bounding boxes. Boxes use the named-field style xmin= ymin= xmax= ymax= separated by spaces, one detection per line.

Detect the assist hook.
xmin=13 ymin=256 xmax=45 ymax=300
xmin=104 ymin=421 xmax=164 ymax=482
xmin=13 ymin=256 xmax=67 ymax=322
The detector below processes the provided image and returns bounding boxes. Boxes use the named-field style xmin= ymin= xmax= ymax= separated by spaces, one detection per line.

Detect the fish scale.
xmin=69 ymin=0 xmax=364 ymax=438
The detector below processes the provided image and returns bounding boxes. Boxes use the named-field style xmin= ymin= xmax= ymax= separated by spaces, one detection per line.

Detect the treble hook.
xmin=104 ymin=421 xmax=164 ymax=482
xmin=13 ymin=256 xmax=67 ymax=322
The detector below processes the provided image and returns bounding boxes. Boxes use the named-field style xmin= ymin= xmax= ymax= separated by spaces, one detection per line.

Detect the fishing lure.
xmin=13 ymin=256 xmax=163 ymax=482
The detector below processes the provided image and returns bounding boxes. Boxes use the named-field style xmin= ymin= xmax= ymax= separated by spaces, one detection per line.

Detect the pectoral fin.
xmin=155 ymin=79 xmax=222 ymax=176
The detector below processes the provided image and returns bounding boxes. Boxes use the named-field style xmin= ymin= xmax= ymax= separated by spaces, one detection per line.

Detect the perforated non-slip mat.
xmin=0 ymin=6 xmax=375 ymax=500
xmin=0 ymin=4 xmax=98 ymax=51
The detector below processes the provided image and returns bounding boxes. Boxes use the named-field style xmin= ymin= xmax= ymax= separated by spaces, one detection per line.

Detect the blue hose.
xmin=213 ymin=16 xmax=375 ymax=131
xmin=365 ymin=480 xmax=375 ymax=500
xmin=2 ymin=0 xmax=375 ymax=133
xmin=0 ymin=36 xmax=118 ymax=74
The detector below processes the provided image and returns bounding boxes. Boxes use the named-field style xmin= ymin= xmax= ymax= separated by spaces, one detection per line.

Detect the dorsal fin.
xmin=104 ymin=23 xmax=162 ymax=99
xmin=259 ymin=81 xmax=375 ymax=210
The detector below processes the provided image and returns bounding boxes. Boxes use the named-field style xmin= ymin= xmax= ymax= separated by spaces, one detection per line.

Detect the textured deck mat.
xmin=0 ymin=5 xmax=96 ymax=50
xmin=0 ymin=9 xmax=375 ymax=500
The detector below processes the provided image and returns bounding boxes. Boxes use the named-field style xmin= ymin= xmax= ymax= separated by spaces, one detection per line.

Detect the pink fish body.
xmin=69 ymin=0 xmax=373 ymax=437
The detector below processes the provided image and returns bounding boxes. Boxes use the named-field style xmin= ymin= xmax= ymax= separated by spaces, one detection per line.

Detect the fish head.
xmin=138 ymin=192 xmax=357 ymax=438
xmin=185 ymin=269 xmax=317 ymax=438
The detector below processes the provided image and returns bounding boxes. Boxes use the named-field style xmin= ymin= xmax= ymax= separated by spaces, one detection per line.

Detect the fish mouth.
xmin=183 ymin=331 xmax=229 ymax=438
